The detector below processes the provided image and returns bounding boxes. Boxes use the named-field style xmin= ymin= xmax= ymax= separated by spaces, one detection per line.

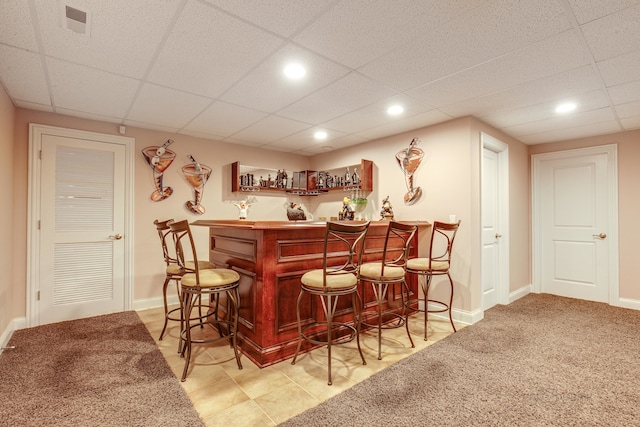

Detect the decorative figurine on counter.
xmin=340 ymin=197 xmax=355 ymax=221
xmin=286 ymin=202 xmax=307 ymax=221
xmin=234 ymin=199 xmax=252 ymax=220
xmin=352 ymin=168 xmax=360 ymax=185
xmin=182 ymin=155 xmax=212 ymax=214
xmin=380 ymin=196 xmax=394 ymax=221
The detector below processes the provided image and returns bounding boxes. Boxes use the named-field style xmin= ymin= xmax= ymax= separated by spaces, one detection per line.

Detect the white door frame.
xmin=27 ymin=124 xmax=135 ymax=327
xmin=531 ymin=144 xmax=619 ymax=304
xmin=481 ymin=133 xmax=510 ymax=306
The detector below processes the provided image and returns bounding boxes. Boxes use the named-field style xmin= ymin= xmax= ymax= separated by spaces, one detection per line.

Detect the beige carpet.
xmin=0 ymin=311 xmax=204 ymax=427
xmin=280 ymin=293 xmax=640 ymax=426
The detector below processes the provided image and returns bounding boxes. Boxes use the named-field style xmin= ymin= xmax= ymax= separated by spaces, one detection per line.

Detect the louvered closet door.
xmin=39 ymin=134 xmax=126 ymax=324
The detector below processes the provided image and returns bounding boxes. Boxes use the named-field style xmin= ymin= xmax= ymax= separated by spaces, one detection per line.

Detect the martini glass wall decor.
xmin=182 ymin=155 xmax=212 ymax=214
xmin=395 ymin=137 xmax=424 ymax=205
xmin=142 ymin=139 xmax=176 ymax=201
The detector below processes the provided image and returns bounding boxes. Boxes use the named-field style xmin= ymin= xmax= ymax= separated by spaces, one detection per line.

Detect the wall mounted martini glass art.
xmin=142 ymin=139 xmax=176 ymax=201
xmin=395 ymin=137 xmax=424 ymax=205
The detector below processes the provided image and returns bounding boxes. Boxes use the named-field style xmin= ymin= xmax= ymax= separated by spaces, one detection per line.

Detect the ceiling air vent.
xmin=62 ymin=4 xmax=91 ymax=35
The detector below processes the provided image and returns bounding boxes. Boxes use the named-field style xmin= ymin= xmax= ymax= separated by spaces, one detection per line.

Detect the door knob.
xmin=592 ymin=233 xmax=606 ymax=239
xmin=109 ymin=234 xmax=123 ymax=240
xmin=495 ymin=233 xmax=502 ymax=239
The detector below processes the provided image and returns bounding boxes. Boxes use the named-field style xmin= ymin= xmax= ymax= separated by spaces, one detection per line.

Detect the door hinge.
xmin=39 ymin=150 xmax=42 ymax=160
xmin=37 ymin=291 xmax=40 ymax=301
xmin=38 ymin=220 xmax=41 ymax=230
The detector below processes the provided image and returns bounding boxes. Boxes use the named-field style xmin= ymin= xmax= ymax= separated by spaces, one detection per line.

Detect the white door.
xmin=481 ymin=134 xmax=509 ymax=310
xmin=28 ymin=125 xmax=133 ymax=326
xmin=532 ymin=145 xmax=618 ymax=303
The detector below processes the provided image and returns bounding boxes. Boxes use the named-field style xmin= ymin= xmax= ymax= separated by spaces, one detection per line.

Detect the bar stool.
xmin=169 ymin=219 xmax=242 ymax=381
xmin=406 ymin=220 xmax=461 ymax=340
xmin=359 ymin=221 xmax=417 ymax=360
xmin=291 ymin=221 xmax=370 ymax=385
xmin=153 ymin=219 xmax=215 ymax=341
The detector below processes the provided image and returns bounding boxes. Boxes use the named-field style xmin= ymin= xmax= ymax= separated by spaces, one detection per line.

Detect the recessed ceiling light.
xmin=387 ymin=105 xmax=404 ymax=115
xmin=555 ymin=102 xmax=577 ymax=114
xmin=283 ymin=63 xmax=306 ymax=79
xmin=314 ymin=131 xmax=328 ymax=140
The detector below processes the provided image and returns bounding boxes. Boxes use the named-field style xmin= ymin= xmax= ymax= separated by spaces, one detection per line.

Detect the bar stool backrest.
xmin=154 ymin=219 xmax=176 ymax=266
xmin=320 ymin=221 xmax=370 ymax=291
xmin=169 ymin=220 xmax=200 ymax=282
xmin=428 ymin=220 xmax=461 ymax=272
xmin=380 ymin=221 xmax=418 ymax=275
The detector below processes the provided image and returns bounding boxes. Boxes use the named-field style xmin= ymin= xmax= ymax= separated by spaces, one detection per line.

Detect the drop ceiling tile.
xmin=360 ymin=0 xmax=569 ymax=93
xmin=615 ymin=100 xmax=640 ymax=118
xmin=147 ymin=0 xmax=283 ymax=98
xmin=14 ymin=100 xmax=54 ymax=112
xmin=277 ymin=72 xmax=396 ymax=124
xmin=0 ymin=0 xmax=39 ymax=50
xmin=268 ymin=127 xmax=347 ymax=151
xmin=597 ymin=49 xmax=640 ymax=87
xmin=202 ymin=0 xmax=332 ymax=38
xmin=580 ymin=3 xmax=640 ymax=61
xmin=47 ymin=58 xmax=139 ymax=118
xmin=504 ymin=107 xmax=617 ymax=137
xmin=407 ymin=30 xmax=590 ymax=108
xmin=440 ymin=65 xmax=602 ymax=118
xmin=220 ymin=43 xmax=350 ymax=113
xmin=620 ymin=115 xmax=640 ymax=129
xmin=222 ymin=137 xmax=270 ymax=148
xmin=480 ymin=89 xmax=610 ymax=128
xmin=517 ymin=120 xmax=622 ymax=144
xmin=34 ymin=0 xmax=180 ymax=78
xmin=0 ymin=45 xmax=50 ymax=105
xmin=567 ymin=0 xmax=640 ymax=24
xmin=230 ymin=115 xmax=311 ymax=144
xmin=608 ymin=80 xmax=640 ymax=105
xmin=126 ymin=83 xmax=211 ymax=129
xmin=354 ymin=110 xmax=453 ymax=140
xmin=294 ymin=0 xmax=474 ymax=69
xmin=56 ymin=107 xmax=123 ymax=125
xmin=122 ymin=118 xmax=179 ymax=134
xmin=183 ymin=101 xmax=268 ymax=138
xmin=299 ymin=135 xmax=369 ymax=155
xmin=320 ymin=94 xmax=434 ymax=135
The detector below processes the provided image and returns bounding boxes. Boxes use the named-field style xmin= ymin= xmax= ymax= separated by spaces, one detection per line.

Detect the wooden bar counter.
xmin=192 ymin=219 xmax=430 ymax=368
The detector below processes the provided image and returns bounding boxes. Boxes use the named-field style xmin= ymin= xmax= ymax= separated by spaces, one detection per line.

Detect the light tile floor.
xmin=137 ymin=305 xmax=460 ymax=426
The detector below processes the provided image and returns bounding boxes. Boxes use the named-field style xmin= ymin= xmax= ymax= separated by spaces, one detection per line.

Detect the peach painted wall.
xmin=12 ymin=108 xmax=311 ymax=317
xmin=309 ymin=117 xmax=531 ymax=316
xmin=529 ymin=130 xmax=640 ymax=302
xmin=0 ymin=85 xmax=15 ymax=337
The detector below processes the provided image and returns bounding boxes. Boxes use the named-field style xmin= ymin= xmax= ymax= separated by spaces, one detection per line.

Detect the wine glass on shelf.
xmin=182 ymin=155 xmax=212 ymax=214
xmin=142 ymin=140 xmax=176 ymax=201
xmin=395 ymin=138 xmax=424 ymax=205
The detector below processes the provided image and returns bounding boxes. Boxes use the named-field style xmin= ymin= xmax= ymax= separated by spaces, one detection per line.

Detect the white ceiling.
xmin=1 ymin=0 xmax=639 ymax=156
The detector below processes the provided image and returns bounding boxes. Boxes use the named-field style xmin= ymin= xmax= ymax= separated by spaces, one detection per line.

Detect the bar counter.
xmin=192 ymin=219 xmax=431 ymax=367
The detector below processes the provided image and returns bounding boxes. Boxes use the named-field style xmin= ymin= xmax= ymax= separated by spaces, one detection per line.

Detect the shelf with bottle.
xmin=231 ymin=159 xmax=373 ymax=196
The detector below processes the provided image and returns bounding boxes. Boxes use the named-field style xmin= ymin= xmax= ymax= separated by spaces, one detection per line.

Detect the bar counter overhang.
xmin=192 ymin=219 xmax=431 ymax=368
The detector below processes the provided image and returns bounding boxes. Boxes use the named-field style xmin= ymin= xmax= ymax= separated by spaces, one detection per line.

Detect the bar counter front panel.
xmin=192 ymin=220 xmax=431 ymax=368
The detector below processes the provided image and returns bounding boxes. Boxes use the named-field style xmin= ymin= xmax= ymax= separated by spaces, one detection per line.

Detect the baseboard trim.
xmin=0 ymin=316 xmax=27 ymax=354
xmin=614 ymin=297 xmax=640 ymax=311
xmin=132 ymin=294 xmax=178 ymax=311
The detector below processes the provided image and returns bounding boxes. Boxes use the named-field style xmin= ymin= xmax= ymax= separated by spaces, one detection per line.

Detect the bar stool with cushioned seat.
xmin=169 ymin=219 xmax=242 ymax=381
xmin=406 ymin=220 xmax=461 ymax=340
xmin=359 ymin=221 xmax=418 ymax=360
xmin=291 ymin=221 xmax=370 ymax=385
xmin=154 ymin=219 xmax=215 ymax=341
